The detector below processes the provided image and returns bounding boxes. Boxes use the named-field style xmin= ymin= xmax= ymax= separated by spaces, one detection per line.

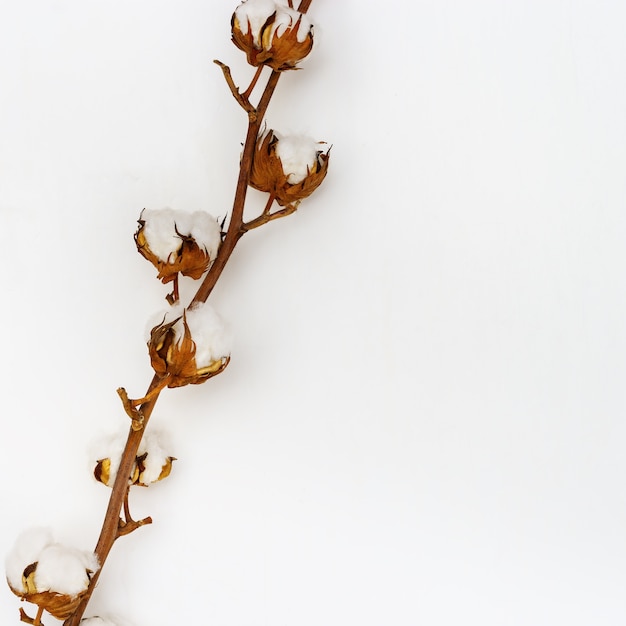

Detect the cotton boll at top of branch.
xmin=232 ymin=0 xmax=314 ymax=70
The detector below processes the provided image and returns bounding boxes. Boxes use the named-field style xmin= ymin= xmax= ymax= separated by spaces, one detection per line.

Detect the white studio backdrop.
xmin=1 ymin=1 xmax=625 ymax=624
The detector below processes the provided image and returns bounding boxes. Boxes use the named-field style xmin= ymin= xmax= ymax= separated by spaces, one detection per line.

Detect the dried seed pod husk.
xmin=135 ymin=221 xmax=212 ymax=284
xmin=250 ymin=129 xmax=329 ymax=207
xmin=148 ymin=313 xmax=229 ymax=388
xmin=232 ymin=4 xmax=313 ymax=70
xmin=8 ymin=575 xmax=90 ymax=620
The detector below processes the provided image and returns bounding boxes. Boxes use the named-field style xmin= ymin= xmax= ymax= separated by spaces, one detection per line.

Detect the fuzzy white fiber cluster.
xmin=5 ymin=527 xmax=99 ymax=596
xmin=140 ymin=208 xmax=221 ymax=264
xmin=235 ymin=0 xmax=313 ymax=46
xmin=275 ymin=133 xmax=320 ymax=184
xmin=151 ymin=302 xmax=233 ymax=368
xmin=92 ymin=428 xmax=174 ymax=487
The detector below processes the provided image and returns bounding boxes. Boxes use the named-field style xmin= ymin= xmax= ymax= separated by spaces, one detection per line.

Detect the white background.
xmin=1 ymin=1 xmax=625 ymax=625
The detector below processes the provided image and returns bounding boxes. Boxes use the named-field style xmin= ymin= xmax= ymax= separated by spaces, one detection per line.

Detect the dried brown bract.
xmin=148 ymin=313 xmax=229 ymax=388
xmin=250 ymin=129 xmax=329 ymax=207
xmin=232 ymin=3 xmax=313 ymax=71
xmin=135 ymin=221 xmax=212 ymax=284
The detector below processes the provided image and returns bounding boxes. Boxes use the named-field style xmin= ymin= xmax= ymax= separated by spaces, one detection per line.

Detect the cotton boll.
xmin=275 ymin=134 xmax=320 ymax=184
xmin=184 ymin=302 xmax=233 ymax=368
xmin=139 ymin=208 xmax=220 ymax=263
xmin=34 ymin=544 xmax=99 ymax=596
xmin=5 ymin=527 xmax=53 ymax=590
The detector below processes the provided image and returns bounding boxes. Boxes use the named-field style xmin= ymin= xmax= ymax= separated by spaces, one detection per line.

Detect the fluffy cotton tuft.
xmin=92 ymin=428 xmax=174 ymax=486
xmin=5 ymin=528 xmax=98 ymax=597
xmin=34 ymin=544 xmax=99 ymax=596
xmin=5 ymin=527 xmax=54 ymax=590
xmin=137 ymin=429 xmax=174 ymax=484
xmin=235 ymin=0 xmax=312 ymax=46
xmin=184 ymin=302 xmax=233 ymax=368
xmin=80 ymin=619 xmax=120 ymax=626
xmin=274 ymin=133 xmax=320 ymax=184
xmin=91 ymin=431 xmax=127 ymax=487
xmin=140 ymin=208 xmax=221 ymax=264
xmin=148 ymin=302 xmax=232 ymax=368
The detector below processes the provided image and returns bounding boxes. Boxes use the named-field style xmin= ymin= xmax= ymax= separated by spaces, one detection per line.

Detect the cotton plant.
xmin=5 ymin=0 xmax=329 ymax=624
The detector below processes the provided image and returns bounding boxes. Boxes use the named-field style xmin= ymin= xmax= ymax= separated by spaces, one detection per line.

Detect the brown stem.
xmin=166 ymin=274 xmax=180 ymax=305
xmin=190 ymin=69 xmax=281 ymax=305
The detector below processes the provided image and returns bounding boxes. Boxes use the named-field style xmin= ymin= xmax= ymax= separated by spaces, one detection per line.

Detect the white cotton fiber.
xmin=140 ymin=208 xmax=221 ymax=264
xmin=34 ymin=544 xmax=99 ymax=596
xmin=137 ymin=429 xmax=173 ymax=485
xmin=270 ymin=6 xmax=312 ymax=43
xmin=275 ymin=133 xmax=319 ymax=184
xmin=91 ymin=430 xmax=128 ymax=486
xmin=184 ymin=302 xmax=233 ymax=368
xmin=5 ymin=527 xmax=54 ymax=590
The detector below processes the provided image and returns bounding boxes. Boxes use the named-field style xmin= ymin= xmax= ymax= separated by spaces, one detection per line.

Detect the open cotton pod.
xmin=147 ymin=302 xmax=232 ymax=388
xmin=250 ymin=129 xmax=329 ymax=207
xmin=5 ymin=528 xmax=99 ymax=620
xmin=231 ymin=0 xmax=314 ymax=70
xmin=134 ymin=208 xmax=221 ymax=285
xmin=93 ymin=429 xmax=176 ymax=488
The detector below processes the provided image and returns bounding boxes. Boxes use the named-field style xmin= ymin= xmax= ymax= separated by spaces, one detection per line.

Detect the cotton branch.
xmin=61 ymin=1 xmax=317 ymax=624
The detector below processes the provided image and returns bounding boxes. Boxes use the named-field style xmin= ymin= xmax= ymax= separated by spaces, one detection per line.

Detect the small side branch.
xmin=19 ymin=606 xmax=44 ymax=626
xmin=116 ymin=485 xmax=153 ymax=538
xmin=117 ymin=379 xmax=169 ymax=430
xmin=214 ymin=60 xmax=256 ymax=115
xmin=243 ymin=201 xmax=299 ymax=231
